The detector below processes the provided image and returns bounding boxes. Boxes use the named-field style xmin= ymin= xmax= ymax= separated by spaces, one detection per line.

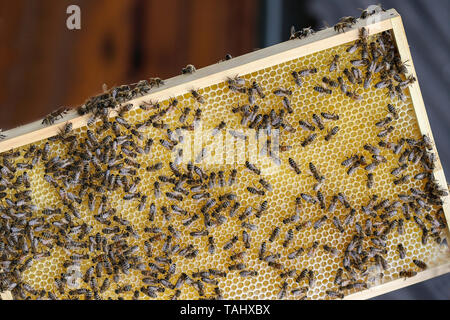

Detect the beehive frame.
xmin=0 ymin=8 xmax=449 ymax=300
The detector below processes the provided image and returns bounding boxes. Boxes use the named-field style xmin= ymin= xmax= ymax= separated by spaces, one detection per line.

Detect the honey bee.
xmin=393 ymin=174 xmax=410 ymax=185
xmin=413 ymin=259 xmax=427 ymax=270
xmin=346 ymin=39 xmax=361 ymax=54
xmin=399 ymin=270 xmax=417 ymax=279
xmin=375 ymin=116 xmax=393 ymax=128
xmin=341 ymin=154 xmax=358 ymax=168
xmin=241 ymin=221 xmax=257 ymax=231
xmin=395 ymin=243 xmax=406 ymax=259
xmin=252 ymin=81 xmax=265 ymax=99
xmin=307 ymin=241 xmax=319 ymax=258
xmin=346 ymin=90 xmax=363 ymax=101
xmin=367 ymin=173 xmax=374 ymax=189
xmin=334 ymin=22 xmax=351 ymax=33
xmin=313 ymin=85 xmax=332 ymax=95
xmin=239 ymin=270 xmax=258 ymax=277
xmin=230 ymin=251 xmax=247 ymax=261
xmin=390 ymin=164 xmax=408 ymax=178
xmin=274 ymin=88 xmax=292 ymax=97
xmin=288 ymin=157 xmax=301 ymax=174
xmin=351 ymin=59 xmax=369 ymax=68
xmin=237 ymin=206 xmax=253 ymax=221
xmin=307 ymin=270 xmax=316 ymax=288
xmin=42 ymin=107 xmax=69 ymax=126
xmin=283 ymin=211 xmax=300 ymax=225
xmin=227 ymin=75 xmax=245 ymax=87
xmin=421 ymin=228 xmax=429 ymax=245
xmin=357 ymin=26 xmax=368 ymax=42
xmin=343 ymin=209 xmax=356 ymax=226
xmin=282 ymin=229 xmax=294 ymax=248
xmin=351 ymin=67 xmax=363 ymax=84
xmin=148 ymin=77 xmax=164 ymax=87
xmin=295 ymin=268 xmax=309 ymax=283
xmin=385 ymin=104 xmax=399 ymax=120
xmin=316 ymin=190 xmax=325 ymax=209
xmin=291 ymin=71 xmax=303 ymax=87
xmin=374 ymin=79 xmax=392 ymax=89
xmin=281 ymin=97 xmax=294 ymax=114
xmin=247 ymin=186 xmax=265 ymax=196
xmin=377 ymin=126 xmax=394 ymax=138
xmin=289 ymin=25 xmax=302 ymax=39
xmin=334 ymin=268 xmax=344 ymax=286
xmin=246 ymin=87 xmax=257 ymax=105
xmin=343 ymin=68 xmax=355 ymax=84
xmin=190 ymin=229 xmax=209 ymax=238
xmin=399 ymin=75 xmax=417 ymax=89
xmin=326 ymin=290 xmax=344 ymax=299
xmin=278 ymin=281 xmax=288 ymax=299
xmin=322 ymin=76 xmax=339 ymax=88
xmin=229 ymin=83 xmax=247 ymax=94
xmin=300 ymin=193 xmax=316 ymax=204
xmin=328 ymin=54 xmax=340 ymax=72
xmin=363 ymin=70 xmax=374 ymax=89
xmin=269 ymin=226 xmax=281 ymax=242
xmin=332 ymin=216 xmax=345 ymax=233
xmin=298 ymin=67 xmax=317 ymax=77
xmin=182 ymin=64 xmax=196 ymax=74
xmin=258 ymin=241 xmax=267 ymax=261
xmin=228 ymin=262 xmax=246 ymax=271
xmin=242 ymin=230 xmax=251 ymax=249
xmin=177 ymin=107 xmax=191 ymax=124
xmin=190 ymin=89 xmax=205 ymax=104
xmin=137 ymin=195 xmax=148 ymax=211
xmin=323 ymin=244 xmax=339 ymax=257
xmin=347 ymin=159 xmax=361 ymax=175
xmin=207 ymin=236 xmax=216 ymax=255
xmin=375 ymin=254 xmax=389 ymax=271
xmin=268 ymin=261 xmax=284 ymax=270
xmin=320 ymin=112 xmax=340 ymax=122
xmin=301 ymin=133 xmax=317 ymax=147
xmin=324 ymin=126 xmax=339 ymax=141
xmin=335 ymin=77 xmax=347 ymax=94
xmin=298 ymin=120 xmax=316 ymax=132
xmin=227 ymin=129 xmax=248 ymax=142
xmin=223 ymin=235 xmax=239 ymax=250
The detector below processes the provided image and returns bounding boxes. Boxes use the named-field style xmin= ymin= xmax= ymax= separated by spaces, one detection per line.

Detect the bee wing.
xmin=290 ymin=25 xmax=296 ymax=37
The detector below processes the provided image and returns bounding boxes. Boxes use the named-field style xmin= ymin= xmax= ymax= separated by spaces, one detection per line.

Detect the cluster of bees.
xmin=0 ymin=5 xmax=448 ymax=300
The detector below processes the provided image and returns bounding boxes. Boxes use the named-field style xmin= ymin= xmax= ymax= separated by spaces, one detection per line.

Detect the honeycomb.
xmin=1 ymin=30 xmax=449 ymax=300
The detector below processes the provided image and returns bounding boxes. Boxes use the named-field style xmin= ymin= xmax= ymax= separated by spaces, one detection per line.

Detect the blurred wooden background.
xmin=0 ymin=0 xmax=258 ymax=130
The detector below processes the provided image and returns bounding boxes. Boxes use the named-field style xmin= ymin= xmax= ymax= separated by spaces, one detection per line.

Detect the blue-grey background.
xmin=259 ymin=0 xmax=449 ymax=299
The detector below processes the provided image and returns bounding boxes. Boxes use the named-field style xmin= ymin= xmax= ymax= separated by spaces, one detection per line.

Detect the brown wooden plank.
xmin=0 ymin=0 xmax=259 ymax=130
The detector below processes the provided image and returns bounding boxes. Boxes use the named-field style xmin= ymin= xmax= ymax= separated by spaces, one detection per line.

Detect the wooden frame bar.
xmin=1 ymin=8 xmax=449 ymax=300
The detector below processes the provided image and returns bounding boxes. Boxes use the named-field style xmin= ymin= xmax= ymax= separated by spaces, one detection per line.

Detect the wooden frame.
xmin=1 ymin=8 xmax=449 ymax=300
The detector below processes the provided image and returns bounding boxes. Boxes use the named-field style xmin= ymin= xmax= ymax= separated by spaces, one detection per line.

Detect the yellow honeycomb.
xmin=1 ymin=30 xmax=449 ymax=300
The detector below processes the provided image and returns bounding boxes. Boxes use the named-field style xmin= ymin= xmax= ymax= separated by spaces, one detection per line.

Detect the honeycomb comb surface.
xmin=2 ymin=32 xmax=449 ymax=300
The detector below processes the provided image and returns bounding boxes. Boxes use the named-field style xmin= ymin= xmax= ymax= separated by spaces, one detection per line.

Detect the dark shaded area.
xmin=281 ymin=1 xmax=320 ymax=42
